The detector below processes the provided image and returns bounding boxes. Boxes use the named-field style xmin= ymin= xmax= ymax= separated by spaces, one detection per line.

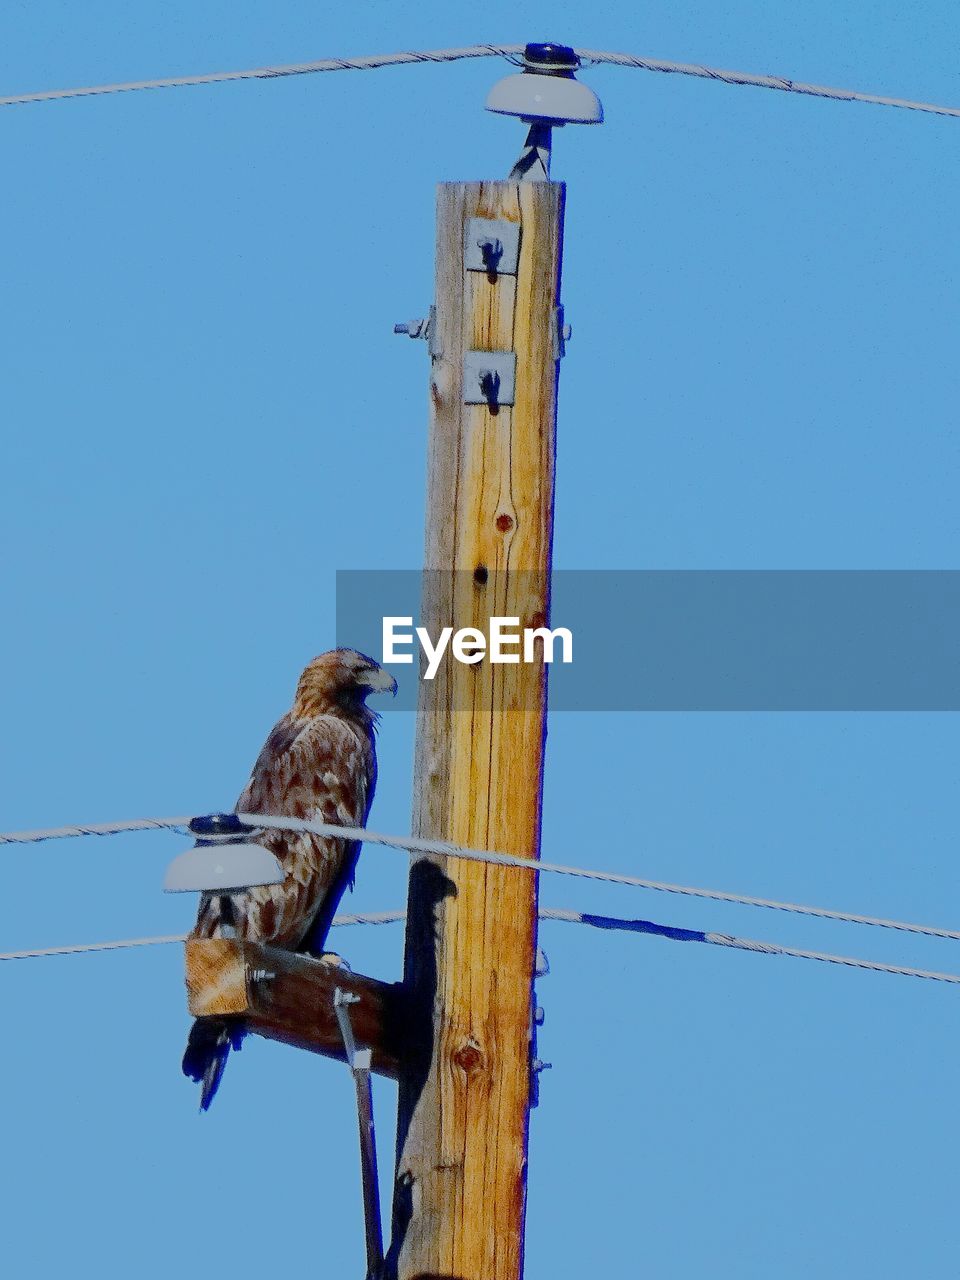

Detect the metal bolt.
xmin=534 ymin=1005 xmax=545 ymax=1026
xmin=477 ymin=236 xmax=504 ymax=273
xmin=532 ymin=1058 xmax=553 ymax=1074
xmin=478 ymin=368 xmax=501 ymax=405
xmin=394 ymin=317 xmax=430 ymax=339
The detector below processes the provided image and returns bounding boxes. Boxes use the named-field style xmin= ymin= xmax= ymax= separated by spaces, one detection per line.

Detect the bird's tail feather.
xmin=182 ymin=1017 xmax=244 ymax=1111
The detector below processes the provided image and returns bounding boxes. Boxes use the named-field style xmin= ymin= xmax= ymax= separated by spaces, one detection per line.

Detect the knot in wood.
xmin=452 ymin=1037 xmax=485 ymax=1076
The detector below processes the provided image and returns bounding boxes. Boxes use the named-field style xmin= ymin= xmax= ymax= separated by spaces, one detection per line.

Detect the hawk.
xmin=182 ymin=648 xmax=397 ymax=1109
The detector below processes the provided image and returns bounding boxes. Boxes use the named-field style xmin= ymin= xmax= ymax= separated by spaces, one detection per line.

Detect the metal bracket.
xmin=509 ymin=121 xmax=554 ymax=183
xmin=552 ymin=304 xmax=572 ymax=360
xmin=465 ymin=218 xmax=521 ymax=276
xmin=531 ymin=954 xmax=548 ymax=1107
xmin=334 ymin=989 xmax=383 ymax=1280
xmin=530 ymin=1015 xmax=552 ymax=1108
xmin=463 ymin=350 xmax=516 ymax=407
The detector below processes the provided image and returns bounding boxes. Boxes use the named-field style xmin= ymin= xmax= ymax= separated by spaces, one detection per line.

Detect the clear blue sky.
xmin=2 ymin=3 xmax=959 ymax=1277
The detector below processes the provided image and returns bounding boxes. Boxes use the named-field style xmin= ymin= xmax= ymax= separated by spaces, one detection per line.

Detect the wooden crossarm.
xmin=185 ymin=938 xmax=407 ymax=1079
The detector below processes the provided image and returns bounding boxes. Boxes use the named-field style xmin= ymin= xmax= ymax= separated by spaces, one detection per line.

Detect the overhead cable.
xmin=1 ymin=44 xmax=957 ymax=119
xmin=4 ymin=907 xmax=959 ymax=986
xmin=2 ymin=811 xmax=959 ymax=944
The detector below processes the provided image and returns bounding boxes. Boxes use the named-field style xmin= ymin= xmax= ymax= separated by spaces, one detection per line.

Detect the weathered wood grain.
xmin=391 ymin=180 xmax=564 ymax=1280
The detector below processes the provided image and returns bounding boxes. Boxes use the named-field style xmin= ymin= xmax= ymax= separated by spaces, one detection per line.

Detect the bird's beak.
xmin=365 ymin=667 xmax=399 ymax=697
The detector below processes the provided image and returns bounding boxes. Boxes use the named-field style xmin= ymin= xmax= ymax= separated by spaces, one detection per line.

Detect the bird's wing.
xmin=193 ymin=712 xmax=375 ymax=950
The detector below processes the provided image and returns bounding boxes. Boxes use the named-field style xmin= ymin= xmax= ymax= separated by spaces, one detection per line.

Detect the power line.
xmin=1 ymin=43 xmax=958 ymax=119
xmin=580 ymin=49 xmax=960 ymax=118
xmin=0 ymin=817 xmax=193 ymax=843
xmin=704 ymin=932 xmax=960 ymax=983
xmin=0 ymin=45 xmax=518 ymax=108
xmin=6 ymin=810 xmax=960 ymax=943
xmin=0 ymin=910 xmax=405 ymax=961
xmin=544 ymin=908 xmax=960 ymax=984
xmin=242 ymin=814 xmax=960 ymax=943
xmin=2 ymin=811 xmax=959 ymax=944
xmin=5 ymin=908 xmax=960 ymax=986
xmin=0 ymin=934 xmax=187 ymax=961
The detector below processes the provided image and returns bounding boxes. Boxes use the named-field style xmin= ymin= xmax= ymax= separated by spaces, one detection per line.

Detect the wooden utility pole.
xmin=182 ymin=47 xmax=596 ymax=1280
xmin=389 ymin=179 xmax=565 ymax=1280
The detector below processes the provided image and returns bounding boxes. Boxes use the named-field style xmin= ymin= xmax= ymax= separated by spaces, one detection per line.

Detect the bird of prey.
xmin=182 ymin=649 xmax=397 ymax=1109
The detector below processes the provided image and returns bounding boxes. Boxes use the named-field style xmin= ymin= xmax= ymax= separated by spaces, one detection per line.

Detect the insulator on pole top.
xmin=485 ymin=42 xmax=603 ymax=182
